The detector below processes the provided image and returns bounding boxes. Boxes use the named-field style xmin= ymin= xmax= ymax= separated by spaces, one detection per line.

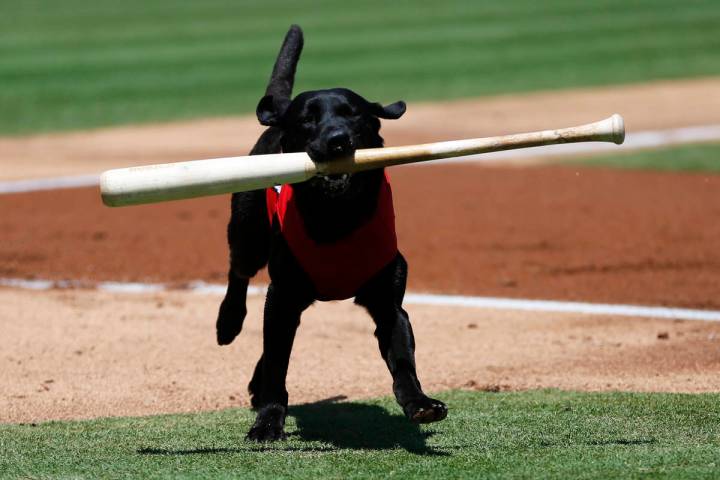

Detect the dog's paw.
xmin=215 ymin=297 xmax=246 ymax=345
xmin=246 ymin=403 xmax=287 ymax=442
xmin=403 ymin=397 xmax=448 ymax=424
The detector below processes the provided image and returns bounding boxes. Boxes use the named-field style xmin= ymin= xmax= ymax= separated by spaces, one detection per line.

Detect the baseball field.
xmin=2 ymin=1 xmax=720 ymax=478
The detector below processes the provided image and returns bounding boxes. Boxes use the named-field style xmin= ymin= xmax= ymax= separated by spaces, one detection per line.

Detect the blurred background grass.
xmin=1 ymin=0 xmax=719 ymax=135
xmin=572 ymin=143 xmax=720 ymax=172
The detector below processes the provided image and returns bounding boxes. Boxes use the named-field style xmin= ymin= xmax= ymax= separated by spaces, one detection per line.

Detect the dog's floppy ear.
xmin=369 ymin=100 xmax=406 ymax=120
xmin=256 ymin=95 xmax=290 ymax=126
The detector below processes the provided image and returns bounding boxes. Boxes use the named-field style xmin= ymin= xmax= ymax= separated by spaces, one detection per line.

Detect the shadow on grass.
xmin=539 ymin=438 xmax=656 ymax=448
xmin=138 ymin=446 xmax=338 ymax=454
xmin=289 ymin=396 xmax=446 ymax=455
xmin=585 ymin=438 xmax=656 ymax=446
xmin=138 ymin=396 xmax=446 ymax=456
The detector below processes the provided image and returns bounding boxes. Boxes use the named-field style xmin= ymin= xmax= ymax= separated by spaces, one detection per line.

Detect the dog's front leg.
xmin=216 ymin=189 xmax=272 ymax=345
xmin=355 ymin=254 xmax=448 ymax=424
xmin=246 ymin=283 xmax=311 ymax=442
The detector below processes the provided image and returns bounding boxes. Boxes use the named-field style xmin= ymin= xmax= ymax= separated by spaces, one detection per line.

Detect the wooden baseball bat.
xmin=100 ymin=114 xmax=624 ymax=207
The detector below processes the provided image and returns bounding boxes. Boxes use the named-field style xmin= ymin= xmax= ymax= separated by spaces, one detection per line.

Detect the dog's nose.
xmin=326 ymin=131 xmax=352 ymax=155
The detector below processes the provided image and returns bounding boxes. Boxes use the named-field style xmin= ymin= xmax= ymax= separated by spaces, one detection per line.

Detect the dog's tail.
xmin=264 ymin=24 xmax=304 ymax=101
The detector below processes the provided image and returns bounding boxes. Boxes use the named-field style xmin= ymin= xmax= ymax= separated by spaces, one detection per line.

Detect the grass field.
xmin=1 ymin=0 xmax=720 ymax=135
xmin=575 ymin=143 xmax=720 ymax=172
xmin=2 ymin=390 xmax=720 ymax=479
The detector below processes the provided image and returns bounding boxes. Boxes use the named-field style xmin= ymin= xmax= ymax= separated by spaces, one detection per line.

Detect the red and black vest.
xmin=266 ymin=173 xmax=398 ymax=301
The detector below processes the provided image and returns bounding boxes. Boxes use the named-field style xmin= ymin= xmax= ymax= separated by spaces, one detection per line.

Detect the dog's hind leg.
xmin=355 ymin=253 xmax=448 ymax=424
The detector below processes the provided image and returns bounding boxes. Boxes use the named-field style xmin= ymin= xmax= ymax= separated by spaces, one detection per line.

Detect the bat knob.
xmin=610 ymin=113 xmax=625 ymax=145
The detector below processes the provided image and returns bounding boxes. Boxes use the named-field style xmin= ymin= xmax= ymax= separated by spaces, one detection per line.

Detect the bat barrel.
xmin=101 ymin=152 xmax=316 ymax=207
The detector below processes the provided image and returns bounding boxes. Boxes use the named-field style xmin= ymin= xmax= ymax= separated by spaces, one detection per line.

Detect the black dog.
xmin=216 ymin=25 xmax=447 ymax=442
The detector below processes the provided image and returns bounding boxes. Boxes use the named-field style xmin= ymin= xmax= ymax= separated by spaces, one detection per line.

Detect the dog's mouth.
xmin=306 ymin=141 xmax=356 ymax=195
xmin=310 ymin=172 xmax=352 ymax=195
xmin=307 ymin=144 xmax=355 ymax=164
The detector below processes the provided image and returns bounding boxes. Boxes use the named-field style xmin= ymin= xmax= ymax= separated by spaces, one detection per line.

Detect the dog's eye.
xmin=300 ymin=117 xmax=315 ymax=130
xmin=336 ymin=104 xmax=354 ymax=117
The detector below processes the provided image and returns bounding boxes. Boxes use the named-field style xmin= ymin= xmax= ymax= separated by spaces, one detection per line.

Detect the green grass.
xmin=1 ymin=0 xmax=720 ymax=135
xmin=574 ymin=143 xmax=720 ymax=172
xmin=2 ymin=390 xmax=720 ymax=479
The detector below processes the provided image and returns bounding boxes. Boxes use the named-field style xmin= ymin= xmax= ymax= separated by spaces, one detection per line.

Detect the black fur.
xmin=216 ymin=25 xmax=447 ymax=442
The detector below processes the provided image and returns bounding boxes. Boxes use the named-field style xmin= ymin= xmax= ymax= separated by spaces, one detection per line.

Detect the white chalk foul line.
xmin=2 ymin=277 xmax=720 ymax=322
xmin=2 ymin=123 xmax=720 ymax=195
xmin=402 ymin=293 xmax=720 ymax=322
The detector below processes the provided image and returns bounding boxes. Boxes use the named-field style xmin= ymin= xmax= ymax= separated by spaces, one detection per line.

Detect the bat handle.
xmin=321 ymin=114 xmax=626 ymax=175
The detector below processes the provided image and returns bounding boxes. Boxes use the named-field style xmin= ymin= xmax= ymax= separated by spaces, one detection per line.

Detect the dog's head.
xmin=256 ymin=87 xmax=406 ymax=195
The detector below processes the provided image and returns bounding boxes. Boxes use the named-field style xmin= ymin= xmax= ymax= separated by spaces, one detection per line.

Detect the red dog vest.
xmin=266 ymin=173 xmax=398 ymax=300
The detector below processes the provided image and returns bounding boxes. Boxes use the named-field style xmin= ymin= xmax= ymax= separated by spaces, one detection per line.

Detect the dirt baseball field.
xmin=2 ymin=79 xmax=720 ymax=424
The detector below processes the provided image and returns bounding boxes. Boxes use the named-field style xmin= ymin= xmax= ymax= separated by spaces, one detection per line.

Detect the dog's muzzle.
xmin=326 ymin=131 xmax=353 ymax=156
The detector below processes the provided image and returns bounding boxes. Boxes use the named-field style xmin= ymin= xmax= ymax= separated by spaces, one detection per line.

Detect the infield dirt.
xmin=3 ymin=164 xmax=719 ymax=308
xmin=3 ymin=287 xmax=720 ymax=424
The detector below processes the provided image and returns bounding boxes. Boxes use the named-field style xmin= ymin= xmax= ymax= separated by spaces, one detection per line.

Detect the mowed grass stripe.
xmin=3 ymin=10 xmax=719 ymax=78
xmin=2 ymin=390 xmax=720 ymax=479
xmin=1 ymin=0 xmax=719 ymax=134
xmin=4 ymin=36 xmax=716 ymax=102
xmin=574 ymin=143 xmax=720 ymax=172
xmin=2 ymin=0 xmax=715 ymax=49
xmin=2 ymin=0 xmax=715 ymax=53
xmin=0 ymin=0 xmax=654 ymax=40
xmin=6 ymin=28 xmax=718 ymax=95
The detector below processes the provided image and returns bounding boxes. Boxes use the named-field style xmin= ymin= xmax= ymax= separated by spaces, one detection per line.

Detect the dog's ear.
xmin=256 ymin=95 xmax=290 ymax=126
xmin=369 ymin=100 xmax=406 ymax=120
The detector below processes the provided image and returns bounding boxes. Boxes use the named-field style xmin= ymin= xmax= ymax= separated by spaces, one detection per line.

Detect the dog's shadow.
xmin=287 ymin=396 xmax=444 ymax=455
xmin=137 ymin=396 xmax=445 ymax=456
